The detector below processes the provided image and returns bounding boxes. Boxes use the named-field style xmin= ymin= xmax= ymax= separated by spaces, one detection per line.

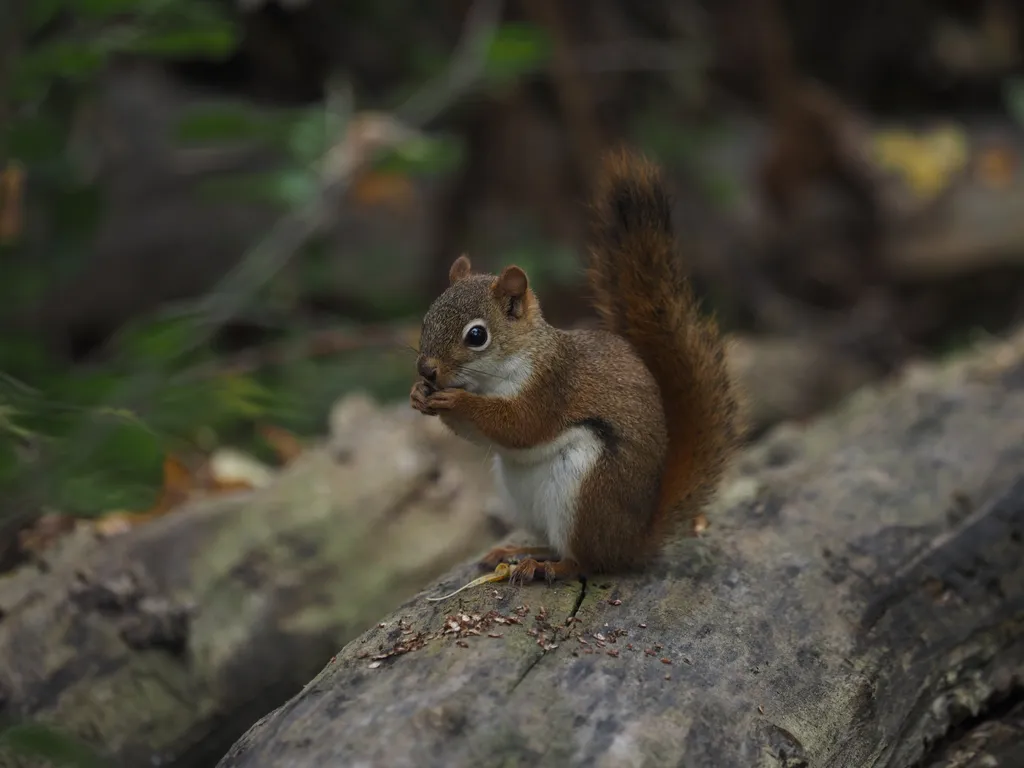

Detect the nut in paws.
xmin=410 ymin=381 xmax=437 ymax=415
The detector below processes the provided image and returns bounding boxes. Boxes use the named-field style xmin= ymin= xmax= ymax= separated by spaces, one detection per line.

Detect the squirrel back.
xmin=588 ymin=148 xmax=741 ymax=543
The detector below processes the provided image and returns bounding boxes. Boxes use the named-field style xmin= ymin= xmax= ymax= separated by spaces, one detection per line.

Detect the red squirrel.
xmin=410 ymin=148 xmax=741 ymax=583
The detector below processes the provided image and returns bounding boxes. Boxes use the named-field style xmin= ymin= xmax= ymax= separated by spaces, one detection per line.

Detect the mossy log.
xmin=219 ymin=329 xmax=1024 ymax=768
xmin=0 ymin=397 xmax=502 ymax=768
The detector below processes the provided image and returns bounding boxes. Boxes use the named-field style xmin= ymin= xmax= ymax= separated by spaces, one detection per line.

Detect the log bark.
xmin=0 ymin=396 xmax=503 ymax=768
xmin=219 ymin=328 xmax=1024 ymax=768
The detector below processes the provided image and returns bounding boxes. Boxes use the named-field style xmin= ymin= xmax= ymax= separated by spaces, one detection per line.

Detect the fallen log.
xmin=0 ymin=330 xmax=887 ymax=768
xmin=219 ymin=327 xmax=1024 ymax=768
xmin=0 ymin=396 xmax=503 ymax=768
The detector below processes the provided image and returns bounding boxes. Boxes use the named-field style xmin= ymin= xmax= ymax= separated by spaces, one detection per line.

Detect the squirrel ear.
xmin=493 ymin=265 xmax=529 ymax=318
xmin=449 ymin=254 xmax=472 ymax=284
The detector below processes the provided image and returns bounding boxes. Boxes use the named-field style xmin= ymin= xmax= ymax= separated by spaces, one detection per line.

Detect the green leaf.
xmin=176 ymin=104 xmax=286 ymax=145
xmin=50 ymin=183 xmax=104 ymax=241
xmin=374 ymin=134 xmax=464 ymax=176
xmin=212 ymin=375 xmax=274 ymax=419
xmin=12 ymin=41 xmax=106 ymax=97
xmin=50 ymin=419 xmax=165 ymax=514
xmin=0 ymin=264 xmax=54 ymax=315
xmin=25 ymin=0 xmax=66 ymax=33
xmin=196 ymin=169 xmax=318 ymax=208
xmin=0 ymin=335 xmax=59 ymax=382
xmin=0 ymin=404 xmax=33 ymax=441
xmin=484 ymin=23 xmax=551 ymax=84
xmin=46 ymin=370 xmax=119 ymax=410
xmin=273 ymin=169 xmax=319 ymax=206
xmin=53 ymin=470 xmax=160 ymax=517
xmin=287 ymin=110 xmax=331 ymax=165
xmin=126 ymin=25 xmax=238 ymax=58
xmin=116 ymin=317 xmax=196 ymax=367
xmin=6 ymin=113 xmax=65 ymax=163
xmin=0 ymin=722 xmax=111 ymax=768
xmin=77 ymin=0 xmax=139 ymax=19
xmin=0 ymin=427 xmax=21 ymax=486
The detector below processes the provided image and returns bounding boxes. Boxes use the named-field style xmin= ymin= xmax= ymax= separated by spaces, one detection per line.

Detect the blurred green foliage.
xmin=0 ymin=0 xmax=740 ymax=534
xmin=0 ymin=0 xmax=559 ymax=530
xmin=0 ymin=0 xmax=469 ymax=756
xmin=0 ymin=722 xmax=111 ymax=768
xmin=483 ymin=22 xmax=552 ymax=84
xmin=2 ymin=0 xmax=239 ymax=293
xmin=2 ymin=0 xmax=252 ymax=522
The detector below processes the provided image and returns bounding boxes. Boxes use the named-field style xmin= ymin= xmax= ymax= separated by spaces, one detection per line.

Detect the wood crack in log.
xmin=508 ymin=650 xmax=546 ymax=695
xmin=509 ymin=578 xmax=589 ymax=694
xmin=881 ymin=619 xmax=1024 ymax=768
xmin=859 ymin=472 xmax=1024 ymax=634
xmin=569 ymin=577 xmax=587 ymax=620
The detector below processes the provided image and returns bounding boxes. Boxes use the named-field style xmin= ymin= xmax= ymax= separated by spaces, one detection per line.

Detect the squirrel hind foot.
xmin=508 ymin=557 xmax=581 ymax=585
xmin=478 ymin=545 xmax=558 ymax=569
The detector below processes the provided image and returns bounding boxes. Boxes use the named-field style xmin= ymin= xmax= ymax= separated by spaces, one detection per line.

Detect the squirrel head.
xmin=416 ymin=255 xmax=545 ymax=395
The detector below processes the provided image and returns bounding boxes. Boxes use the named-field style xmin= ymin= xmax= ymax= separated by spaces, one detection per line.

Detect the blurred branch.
xmin=153 ymin=0 xmax=504 ymax=351
xmin=578 ymin=45 xmax=682 ymax=73
xmin=522 ymin=0 xmax=605 ymax=190
xmin=141 ymin=0 xmax=504 ymax=352
xmin=397 ymin=0 xmax=504 ymax=126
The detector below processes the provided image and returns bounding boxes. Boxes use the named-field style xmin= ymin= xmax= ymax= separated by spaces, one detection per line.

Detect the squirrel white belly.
xmin=491 ymin=426 xmax=604 ymax=560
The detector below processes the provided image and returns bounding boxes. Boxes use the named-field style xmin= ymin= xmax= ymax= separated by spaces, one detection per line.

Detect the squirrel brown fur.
xmin=411 ymin=148 xmax=740 ymax=583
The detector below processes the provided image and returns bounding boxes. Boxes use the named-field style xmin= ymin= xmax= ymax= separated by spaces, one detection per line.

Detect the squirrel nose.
xmin=418 ymin=359 xmax=438 ymax=383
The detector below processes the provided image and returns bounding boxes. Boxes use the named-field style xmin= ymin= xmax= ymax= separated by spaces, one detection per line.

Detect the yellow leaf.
xmin=871 ymin=125 xmax=968 ymax=201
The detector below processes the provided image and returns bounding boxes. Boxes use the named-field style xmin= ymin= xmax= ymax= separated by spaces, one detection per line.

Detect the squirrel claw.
xmin=425 ymin=388 xmax=462 ymax=412
xmin=509 ymin=557 xmax=580 ymax=585
xmin=508 ymin=559 xmax=539 ymax=585
xmin=410 ymin=381 xmax=438 ymax=416
xmin=479 ymin=545 xmax=557 ymax=569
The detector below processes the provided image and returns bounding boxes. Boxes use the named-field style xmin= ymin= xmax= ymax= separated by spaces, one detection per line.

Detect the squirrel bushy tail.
xmin=587 ymin=148 xmax=741 ymax=543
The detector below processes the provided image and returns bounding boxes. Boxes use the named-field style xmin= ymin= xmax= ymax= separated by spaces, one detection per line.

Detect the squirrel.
xmin=410 ymin=148 xmax=741 ymax=584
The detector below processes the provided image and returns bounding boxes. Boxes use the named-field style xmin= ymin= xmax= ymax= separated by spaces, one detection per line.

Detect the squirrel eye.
xmin=463 ymin=323 xmax=489 ymax=350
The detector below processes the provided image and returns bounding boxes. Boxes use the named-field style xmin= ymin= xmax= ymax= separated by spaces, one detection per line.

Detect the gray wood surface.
xmin=218 ymin=329 xmax=1024 ymax=768
xmin=0 ymin=397 xmax=500 ymax=768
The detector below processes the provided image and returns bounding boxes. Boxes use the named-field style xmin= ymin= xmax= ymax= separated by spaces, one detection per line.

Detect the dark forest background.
xmin=2 ymin=0 xmax=1024 ymax=762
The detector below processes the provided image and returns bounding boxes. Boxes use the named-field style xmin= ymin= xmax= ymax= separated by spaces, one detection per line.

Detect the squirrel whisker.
xmin=453 ymin=364 xmax=508 ymax=381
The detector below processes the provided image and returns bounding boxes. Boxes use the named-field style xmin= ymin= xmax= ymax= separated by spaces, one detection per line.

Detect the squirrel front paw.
xmin=425 ymin=388 xmax=465 ymax=412
xmin=410 ymin=381 xmax=438 ymax=416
